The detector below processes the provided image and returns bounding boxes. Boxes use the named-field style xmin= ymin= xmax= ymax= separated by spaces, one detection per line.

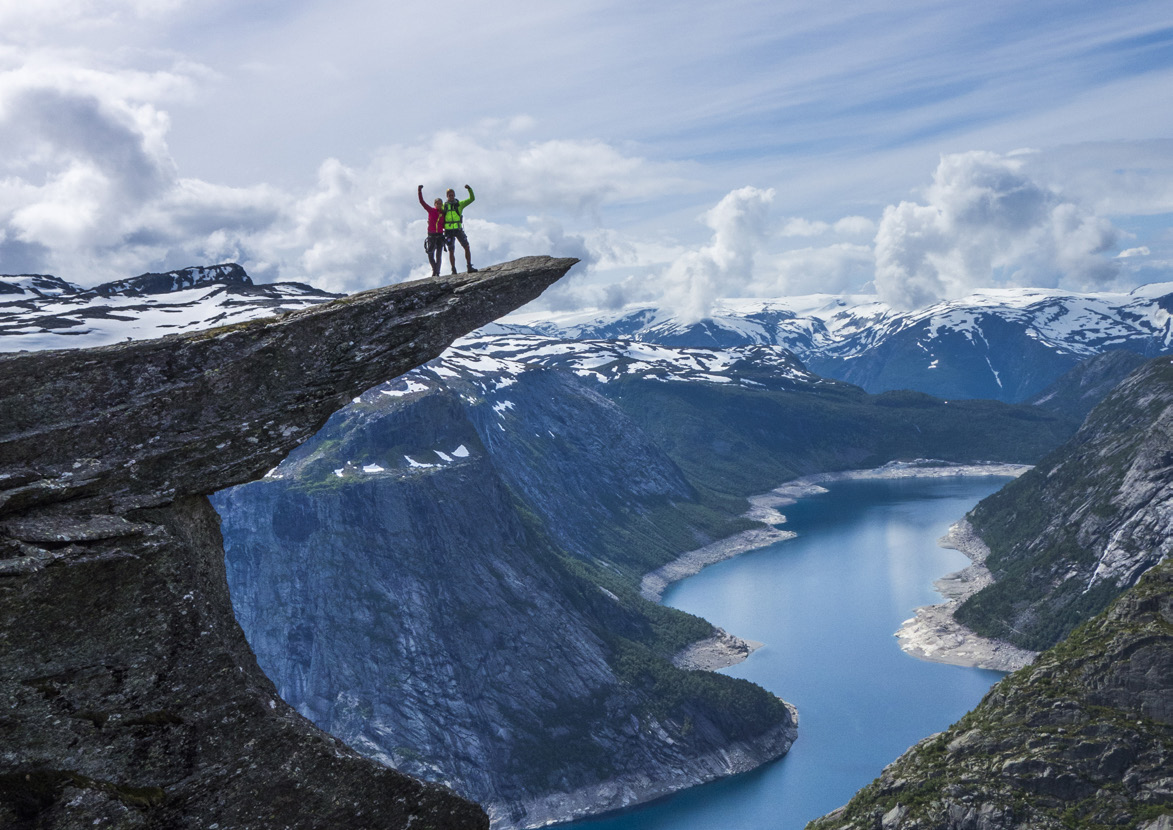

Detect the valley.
xmin=3 ymin=264 xmax=1171 ymax=829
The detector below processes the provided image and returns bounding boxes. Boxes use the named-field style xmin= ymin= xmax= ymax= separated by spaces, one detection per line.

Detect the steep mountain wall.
xmin=217 ymin=368 xmax=797 ymax=829
xmin=955 ymin=356 xmax=1173 ymax=651
xmin=0 ymin=257 xmax=576 ymax=829
xmin=1027 ymin=349 xmax=1151 ymax=421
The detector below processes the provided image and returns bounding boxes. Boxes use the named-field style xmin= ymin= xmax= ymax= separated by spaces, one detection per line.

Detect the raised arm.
xmin=418 ymin=185 xmax=429 ymax=210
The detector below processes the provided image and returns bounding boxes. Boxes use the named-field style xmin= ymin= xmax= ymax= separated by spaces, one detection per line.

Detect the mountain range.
xmin=11 ymin=264 xmax=1171 ymax=407
xmin=491 ymin=284 xmax=1173 ymax=402
xmin=0 ymin=263 xmax=338 ymax=352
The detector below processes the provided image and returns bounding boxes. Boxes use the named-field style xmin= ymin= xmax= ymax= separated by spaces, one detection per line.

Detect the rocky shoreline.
xmin=651 ymin=460 xmax=1036 ymax=673
xmin=895 ymin=518 xmax=1039 ymax=672
xmin=504 ymin=715 xmax=798 ymax=829
xmin=673 ymin=628 xmax=765 ymax=671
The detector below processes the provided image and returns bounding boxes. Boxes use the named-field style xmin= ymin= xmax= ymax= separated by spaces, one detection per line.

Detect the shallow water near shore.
xmin=566 ymin=476 xmax=1010 ymax=830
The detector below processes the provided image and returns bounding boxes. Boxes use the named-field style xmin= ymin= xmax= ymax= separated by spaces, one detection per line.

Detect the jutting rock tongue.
xmin=0 ymin=257 xmax=576 ymax=830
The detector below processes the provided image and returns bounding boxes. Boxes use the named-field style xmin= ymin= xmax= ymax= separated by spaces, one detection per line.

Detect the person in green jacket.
xmin=443 ymin=185 xmax=477 ymax=274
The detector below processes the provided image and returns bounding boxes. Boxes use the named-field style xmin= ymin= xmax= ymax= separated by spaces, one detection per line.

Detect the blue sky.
xmin=1 ymin=0 xmax=1171 ymax=312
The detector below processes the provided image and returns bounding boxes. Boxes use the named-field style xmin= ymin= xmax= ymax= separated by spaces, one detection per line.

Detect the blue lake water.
xmin=566 ymin=476 xmax=1011 ymax=830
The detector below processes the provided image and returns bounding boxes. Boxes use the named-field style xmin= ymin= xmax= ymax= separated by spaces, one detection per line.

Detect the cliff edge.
xmin=0 ymin=257 xmax=576 ymax=829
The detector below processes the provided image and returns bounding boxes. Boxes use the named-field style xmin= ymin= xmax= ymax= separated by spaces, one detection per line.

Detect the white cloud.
xmin=833 ymin=216 xmax=876 ymax=236
xmin=0 ymin=49 xmax=682 ymax=289
xmin=781 ymin=215 xmax=874 ymax=239
xmin=758 ymin=243 xmax=875 ymax=296
xmin=873 ymin=150 xmax=1120 ymax=308
xmin=654 ymin=186 xmax=776 ymax=322
xmin=781 ymin=217 xmax=829 ymax=237
xmin=1117 ymin=246 xmax=1150 ymax=258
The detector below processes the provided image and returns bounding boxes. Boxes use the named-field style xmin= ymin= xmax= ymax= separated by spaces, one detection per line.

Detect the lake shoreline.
xmin=896 ymin=518 xmax=1039 ymax=672
xmin=657 ymin=460 xmax=1035 ymax=672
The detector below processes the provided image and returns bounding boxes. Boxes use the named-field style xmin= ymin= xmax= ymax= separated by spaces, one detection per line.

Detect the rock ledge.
xmin=0 ymin=257 xmax=575 ymax=829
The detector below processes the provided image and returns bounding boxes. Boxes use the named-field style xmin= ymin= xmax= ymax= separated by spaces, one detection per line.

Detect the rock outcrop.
xmin=0 ymin=257 xmax=576 ymax=829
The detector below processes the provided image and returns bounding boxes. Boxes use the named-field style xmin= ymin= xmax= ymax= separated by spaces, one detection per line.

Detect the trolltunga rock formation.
xmin=0 ymin=257 xmax=576 ymax=829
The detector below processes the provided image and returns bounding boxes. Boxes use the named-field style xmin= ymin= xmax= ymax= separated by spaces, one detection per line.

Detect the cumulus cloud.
xmin=653 ymin=186 xmax=775 ymax=322
xmin=833 ymin=215 xmax=876 ymax=236
xmin=873 ymin=150 xmax=1119 ymax=308
xmin=781 ymin=217 xmax=830 ymax=238
xmin=0 ymin=49 xmax=682 ymax=290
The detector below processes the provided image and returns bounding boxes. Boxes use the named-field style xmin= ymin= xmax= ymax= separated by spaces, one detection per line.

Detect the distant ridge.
xmin=490 ymin=282 xmax=1173 ymax=402
xmin=1 ymin=262 xmax=340 ymax=351
xmin=82 ymin=263 xmax=252 ymax=297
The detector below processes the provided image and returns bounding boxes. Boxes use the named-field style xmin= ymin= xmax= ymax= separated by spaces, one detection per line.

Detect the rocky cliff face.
xmin=955 ymin=356 xmax=1173 ymax=651
xmin=807 ymin=556 xmax=1173 ymax=830
xmin=0 ymin=257 xmax=576 ymax=829
xmin=1027 ymin=350 xmax=1152 ymax=422
xmin=216 ymin=355 xmax=797 ymax=829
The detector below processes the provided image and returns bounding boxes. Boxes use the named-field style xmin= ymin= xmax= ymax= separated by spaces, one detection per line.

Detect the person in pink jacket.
xmin=418 ymin=185 xmax=446 ymax=277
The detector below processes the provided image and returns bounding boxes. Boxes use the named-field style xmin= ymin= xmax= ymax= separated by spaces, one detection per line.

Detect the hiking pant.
xmin=425 ymin=233 xmax=445 ymax=275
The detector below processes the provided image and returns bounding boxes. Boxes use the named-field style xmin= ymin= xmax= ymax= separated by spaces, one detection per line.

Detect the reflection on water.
xmin=568 ymin=477 xmax=1010 ymax=830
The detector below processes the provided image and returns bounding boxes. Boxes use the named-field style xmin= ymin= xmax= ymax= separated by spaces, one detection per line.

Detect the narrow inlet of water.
xmin=567 ymin=476 xmax=1010 ymax=830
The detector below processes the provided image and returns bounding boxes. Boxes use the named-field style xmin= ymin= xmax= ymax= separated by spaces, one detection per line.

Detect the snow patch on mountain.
xmin=1 ymin=263 xmax=339 ymax=352
xmin=493 ymin=282 xmax=1173 ymax=362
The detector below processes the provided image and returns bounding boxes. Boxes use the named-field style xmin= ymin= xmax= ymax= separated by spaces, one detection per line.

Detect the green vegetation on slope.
xmin=957 ymin=357 xmax=1173 ymax=651
xmin=601 ymin=379 xmax=1076 ymax=503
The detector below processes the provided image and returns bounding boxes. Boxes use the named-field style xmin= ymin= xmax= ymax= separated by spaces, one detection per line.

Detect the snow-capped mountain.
xmin=446 ymin=334 xmax=829 ymax=391
xmin=0 ymin=263 xmax=340 ymax=352
xmin=490 ymin=283 xmax=1173 ymax=402
xmin=6 ymin=260 xmax=1171 ymax=403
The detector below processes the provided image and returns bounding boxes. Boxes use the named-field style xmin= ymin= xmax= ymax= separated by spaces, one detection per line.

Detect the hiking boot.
xmin=467 ymin=265 xmax=478 ymax=273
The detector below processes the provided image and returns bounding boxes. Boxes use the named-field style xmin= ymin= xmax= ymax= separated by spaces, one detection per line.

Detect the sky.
xmin=1 ymin=0 xmax=1172 ymax=315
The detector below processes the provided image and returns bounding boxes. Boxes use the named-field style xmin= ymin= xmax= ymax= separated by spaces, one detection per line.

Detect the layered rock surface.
xmin=0 ymin=257 xmax=576 ymax=829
